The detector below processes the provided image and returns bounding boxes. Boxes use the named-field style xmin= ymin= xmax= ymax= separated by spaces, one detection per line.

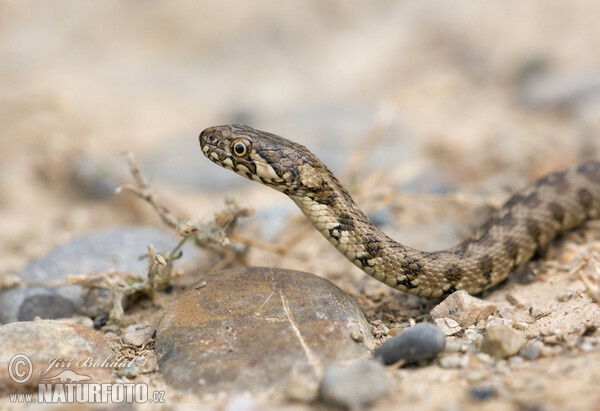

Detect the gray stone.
xmin=0 ymin=226 xmax=201 ymax=323
xmin=373 ymin=323 xmax=446 ymax=365
xmin=17 ymin=294 xmax=76 ymax=321
xmin=319 ymin=359 xmax=388 ymax=409
xmin=116 ymin=363 xmax=138 ymax=379
xmin=156 ymin=267 xmax=372 ymax=394
xmin=122 ymin=324 xmax=155 ymax=347
xmin=519 ymin=342 xmax=542 ymax=360
xmin=0 ymin=320 xmax=115 ymax=394
xmin=430 ymin=290 xmax=498 ymax=327
xmin=481 ymin=324 xmax=526 ymax=359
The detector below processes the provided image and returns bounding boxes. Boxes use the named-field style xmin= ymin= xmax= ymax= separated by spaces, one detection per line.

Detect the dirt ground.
xmin=2 ymin=1 xmax=600 ymax=410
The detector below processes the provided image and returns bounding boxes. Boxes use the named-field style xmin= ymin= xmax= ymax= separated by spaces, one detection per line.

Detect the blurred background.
xmin=2 ymin=0 xmax=600 ymax=275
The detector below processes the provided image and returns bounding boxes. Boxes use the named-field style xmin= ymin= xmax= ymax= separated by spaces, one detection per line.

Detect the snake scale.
xmin=199 ymin=124 xmax=600 ymax=298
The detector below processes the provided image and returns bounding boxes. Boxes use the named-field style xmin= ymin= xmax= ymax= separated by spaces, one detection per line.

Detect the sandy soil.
xmin=2 ymin=1 xmax=600 ymax=410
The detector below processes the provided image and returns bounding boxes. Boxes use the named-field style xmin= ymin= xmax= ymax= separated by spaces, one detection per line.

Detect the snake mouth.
xmin=199 ymin=127 xmax=228 ymax=164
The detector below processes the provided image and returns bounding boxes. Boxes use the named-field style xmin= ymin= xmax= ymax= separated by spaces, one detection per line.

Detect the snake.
xmin=199 ymin=124 xmax=600 ymax=298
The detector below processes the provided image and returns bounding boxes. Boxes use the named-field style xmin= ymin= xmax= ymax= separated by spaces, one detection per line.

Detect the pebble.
xmin=155 ymin=267 xmax=372 ymax=394
xmin=481 ymin=324 xmax=526 ymax=359
xmin=116 ymin=363 xmax=138 ymax=379
xmin=16 ymin=294 xmax=76 ymax=321
xmin=133 ymin=351 xmax=159 ymax=375
xmin=93 ymin=313 xmax=109 ymax=329
xmin=466 ymin=370 xmax=488 ymax=383
xmin=0 ymin=320 xmax=114 ymax=394
xmin=469 ymin=385 xmax=496 ymax=401
xmin=486 ymin=316 xmax=516 ymax=328
xmin=434 ymin=317 xmax=462 ymax=336
xmin=474 ymin=353 xmax=493 ymax=365
xmin=519 ymin=342 xmax=542 ymax=360
xmin=580 ymin=341 xmax=596 ymax=352
xmin=505 ymin=293 xmax=526 ymax=308
xmin=439 ymin=354 xmax=469 ymax=369
xmin=464 ymin=327 xmax=484 ymax=346
xmin=122 ymin=324 xmax=155 ymax=347
xmin=557 ymin=291 xmax=575 ymax=302
xmin=0 ymin=226 xmax=201 ymax=324
xmin=373 ymin=323 xmax=446 ymax=365
xmin=430 ymin=290 xmax=498 ymax=327
xmin=319 ymin=359 xmax=388 ymax=410
xmin=444 ymin=337 xmax=473 ymax=353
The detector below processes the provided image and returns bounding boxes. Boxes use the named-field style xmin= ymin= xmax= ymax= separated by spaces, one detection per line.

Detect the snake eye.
xmin=232 ymin=139 xmax=250 ymax=157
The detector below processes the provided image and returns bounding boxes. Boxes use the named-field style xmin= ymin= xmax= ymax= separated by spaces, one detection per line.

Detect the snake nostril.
xmin=200 ymin=131 xmax=215 ymax=146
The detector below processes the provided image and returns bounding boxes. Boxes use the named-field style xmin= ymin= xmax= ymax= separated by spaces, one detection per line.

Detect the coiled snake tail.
xmin=200 ymin=124 xmax=600 ymax=298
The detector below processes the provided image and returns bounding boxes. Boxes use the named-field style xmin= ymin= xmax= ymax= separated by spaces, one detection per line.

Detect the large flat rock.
xmin=156 ymin=267 xmax=372 ymax=394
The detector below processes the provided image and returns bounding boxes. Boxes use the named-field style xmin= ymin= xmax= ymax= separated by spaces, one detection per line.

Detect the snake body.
xmin=199 ymin=124 xmax=600 ymax=298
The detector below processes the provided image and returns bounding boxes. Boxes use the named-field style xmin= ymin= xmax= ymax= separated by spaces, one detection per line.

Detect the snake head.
xmin=199 ymin=124 xmax=325 ymax=194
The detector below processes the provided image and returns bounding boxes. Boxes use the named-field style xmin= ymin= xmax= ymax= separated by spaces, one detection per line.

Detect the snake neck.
xmin=291 ymin=191 xmax=453 ymax=298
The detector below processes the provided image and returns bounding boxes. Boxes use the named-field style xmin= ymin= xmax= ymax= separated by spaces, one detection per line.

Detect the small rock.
xmin=0 ymin=320 xmax=115 ymax=394
xmin=542 ymin=335 xmax=561 ymax=345
xmin=439 ymin=354 xmax=469 ymax=369
xmin=505 ymin=293 xmax=526 ymax=308
xmin=469 ymin=385 xmax=497 ymax=401
xmin=434 ymin=317 xmax=462 ymax=336
xmin=481 ymin=324 xmax=526 ymax=359
xmin=580 ymin=341 xmax=596 ymax=352
xmin=93 ymin=313 xmax=109 ymax=329
xmin=486 ymin=316 xmax=514 ymax=328
xmin=137 ymin=352 xmax=159 ymax=374
xmin=474 ymin=353 xmax=493 ymax=365
xmin=350 ymin=328 xmax=365 ymax=342
xmin=557 ymin=291 xmax=574 ymax=302
xmin=122 ymin=325 xmax=155 ymax=347
xmin=319 ymin=359 xmax=388 ymax=410
xmin=156 ymin=267 xmax=372 ymax=394
xmin=430 ymin=290 xmax=497 ymax=327
xmin=444 ymin=337 xmax=475 ymax=354
xmin=444 ymin=338 xmax=465 ymax=353
xmin=466 ymin=370 xmax=487 ymax=383
xmin=519 ymin=342 xmax=542 ymax=360
xmin=464 ymin=327 xmax=484 ymax=346
xmin=116 ymin=363 xmax=138 ymax=379
xmin=373 ymin=323 xmax=446 ymax=365
xmin=16 ymin=294 xmax=76 ymax=321
xmin=509 ymin=355 xmax=524 ymax=365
